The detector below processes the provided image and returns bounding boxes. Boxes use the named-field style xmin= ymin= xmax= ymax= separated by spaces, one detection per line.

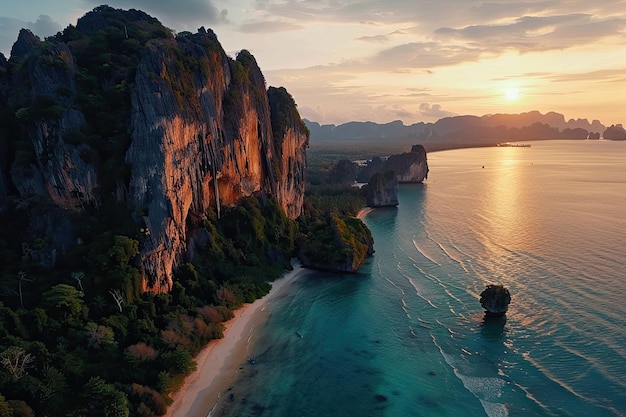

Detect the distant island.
xmin=305 ymin=111 xmax=626 ymax=150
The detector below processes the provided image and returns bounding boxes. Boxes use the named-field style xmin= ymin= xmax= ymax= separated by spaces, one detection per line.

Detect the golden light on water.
xmin=479 ymin=147 xmax=538 ymax=254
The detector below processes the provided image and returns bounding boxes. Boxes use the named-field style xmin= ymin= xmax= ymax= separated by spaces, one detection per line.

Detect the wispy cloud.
xmin=367 ymin=42 xmax=483 ymax=70
xmin=239 ymin=20 xmax=303 ymax=33
xmin=435 ymin=14 xmax=626 ymax=52
xmin=355 ymin=34 xmax=389 ymax=43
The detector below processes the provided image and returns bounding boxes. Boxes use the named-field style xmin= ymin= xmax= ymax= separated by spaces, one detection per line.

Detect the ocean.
xmin=211 ymin=140 xmax=626 ymax=417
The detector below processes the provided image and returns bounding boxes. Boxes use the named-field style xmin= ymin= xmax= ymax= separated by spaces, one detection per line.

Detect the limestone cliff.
xmin=7 ymin=29 xmax=97 ymax=210
xmin=360 ymin=144 xmax=429 ymax=187
xmin=384 ymin=144 xmax=429 ymax=183
xmin=364 ymin=171 xmax=398 ymax=207
xmin=0 ymin=7 xmax=308 ymax=292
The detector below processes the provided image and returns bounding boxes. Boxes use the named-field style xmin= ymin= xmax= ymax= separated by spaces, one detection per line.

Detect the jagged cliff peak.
xmin=0 ymin=5 xmax=308 ymax=292
xmin=10 ymin=29 xmax=41 ymax=60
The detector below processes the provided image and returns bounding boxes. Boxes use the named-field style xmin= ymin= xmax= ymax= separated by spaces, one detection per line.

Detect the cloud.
xmin=239 ymin=20 xmax=303 ymax=33
xmin=251 ymin=1 xmax=626 ymax=59
xmin=84 ymin=0 xmax=229 ymax=27
xmin=0 ymin=14 xmax=61 ymax=57
xmin=355 ymin=34 xmax=389 ymax=43
xmin=419 ymin=103 xmax=456 ymax=119
xmin=469 ymin=1 xmax=558 ymax=21
xmin=538 ymin=68 xmax=626 ymax=84
xmin=368 ymin=42 xmax=483 ymax=70
xmin=435 ymin=14 xmax=626 ymax=52
xmin=28 ymin=15 xmax=62 ymax=37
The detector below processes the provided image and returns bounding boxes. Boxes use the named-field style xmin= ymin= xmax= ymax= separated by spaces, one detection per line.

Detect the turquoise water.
xmin=212 ymin=140 xmax=626 ymax=417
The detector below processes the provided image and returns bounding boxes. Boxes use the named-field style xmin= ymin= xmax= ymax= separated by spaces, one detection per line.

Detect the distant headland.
xmin=305 ymin=111 xmax=626 ymax=151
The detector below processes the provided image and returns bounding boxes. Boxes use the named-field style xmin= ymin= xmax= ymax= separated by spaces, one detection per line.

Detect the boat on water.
xmin=248 ymin=358 xmax=257 ymax=365
xmin=296 ymin=331 xmax=303 ymax=338
xmin=497 ymin=142 xmax=531 ymax=147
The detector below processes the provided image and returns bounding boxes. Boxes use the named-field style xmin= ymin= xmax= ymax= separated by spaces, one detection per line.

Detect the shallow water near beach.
xmin=210 ymin=140 xmax=626 ymax=417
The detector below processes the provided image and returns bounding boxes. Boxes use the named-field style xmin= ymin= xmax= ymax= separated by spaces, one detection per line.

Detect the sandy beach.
xmin=357 ymin=207 xmax=374 ymax=219
xmin=165 ymin=262 xmax=313 ymax=417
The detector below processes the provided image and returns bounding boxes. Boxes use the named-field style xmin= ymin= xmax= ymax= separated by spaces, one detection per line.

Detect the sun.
xmin=505 ymin=87 xmax=520 ymax=101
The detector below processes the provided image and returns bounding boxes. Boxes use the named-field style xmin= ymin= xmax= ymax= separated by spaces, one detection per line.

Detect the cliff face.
xmin=127 ymin=32 xmax=307 ymax=291
xmin=7 ymin=29 xmax=98 ymax=210
xmin=384 ymin=144 xmax=428 ymax=183
xmin=365 ymin=170 xmax=398 ymax=207
xmin=0 ymin=9 xmax=308 ymax=292
xmin=360 ymin=144 xmax=428 ymax=186
xmin=0 ymin=53 xmax=9 ymax=213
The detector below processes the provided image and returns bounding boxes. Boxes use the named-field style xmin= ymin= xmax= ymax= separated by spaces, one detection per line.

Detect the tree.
xmin=124 ymin=342 xmax=157 ymax=363
xmin=72 ymin=271 xmax=85 ymax=292
xmin=0 ymin=346 xmax=34 ymax=380
xmin=90 ymin=294 xmax=108 ymax=314
xmin=41 ymin=284 xmax=89 ymax=326
xmin=85 ymin=322 xmax=117 ymax=349
xmin=17 ymin=271 xmax=32 ymax=310
xmin=0 ymin=393 xmax=11 ymax=417
xmin=107 ymin=235 xmax=139 ymax=266
xmin=109 ymin=289 xmax=124 ymax=312
xmin=161 ymin=345 xmax=197 ymax=375
xmin=39 ymin=365 xmax=68 ymax=411
xmin=82 ymin=376 xmax=130 ymax=417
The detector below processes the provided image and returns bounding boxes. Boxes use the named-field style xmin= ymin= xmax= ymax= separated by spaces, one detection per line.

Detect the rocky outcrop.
xmin=0 ymin=53 xmax=9 ymax=213
xmin=479 ymin=284 xmax=511 ymax=317
xmin=384 ymin=144 xmax=428 ymax=183
xmin=126 ymin=32 xmax=307 ymax=291
xmin=365 ymin=171 xmax=398 ymax=207
xmin=360 ymin=144 xmax=429 ymax=186
xmin=268 ymin=87 xmax=309 ymax=219
xmin=298 ymin=214 xmax=374 ymax=273
xmin=7 ymin=29 xmax=97 ymax=211
xmin=0 ymin=8 xmax=308 ymax=292
xmin=603 ymin=124 xmax=626 ymax=140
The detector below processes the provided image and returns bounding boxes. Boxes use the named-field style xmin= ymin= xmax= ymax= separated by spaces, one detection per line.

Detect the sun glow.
xmin=505 ymin=87 xmax=520 ymax=101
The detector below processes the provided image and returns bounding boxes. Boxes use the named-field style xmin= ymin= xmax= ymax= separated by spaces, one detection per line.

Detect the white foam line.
xmin=407 ymin=277 xmax=438 ymax=308
xmin=431 ymin=335 xmax=509 ymax=417
xmin=413 ymin=239 xmax=441 ymax=265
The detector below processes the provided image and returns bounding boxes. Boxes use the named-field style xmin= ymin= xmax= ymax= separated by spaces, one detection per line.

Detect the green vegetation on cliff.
xmin=0 ymin=195 xmax=297 ymax=417
xmin=0 ymin=6 xmax=309 ymax=417
xmin=297 ymin=181 xmax=373 ymax=273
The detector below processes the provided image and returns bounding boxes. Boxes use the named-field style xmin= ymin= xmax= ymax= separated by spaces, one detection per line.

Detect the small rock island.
xmin=363 ymin=144 xmax=429 ymax=208
xmin=479 ymin=284 xmax=511 ymax=317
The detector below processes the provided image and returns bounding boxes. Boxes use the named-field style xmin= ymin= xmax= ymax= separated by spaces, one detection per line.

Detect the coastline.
xmin=165 ymin=262 xmax=313 ymax=417
xmin=357 ymin=207 xmax=374 ymax=219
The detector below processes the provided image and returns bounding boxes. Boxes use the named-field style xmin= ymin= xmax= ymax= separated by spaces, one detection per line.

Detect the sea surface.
xmin=211 ymin=140 xmax=626 ymax=417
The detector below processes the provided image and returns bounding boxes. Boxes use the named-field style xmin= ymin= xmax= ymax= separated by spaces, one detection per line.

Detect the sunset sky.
xmin=1 ymin=1 xmax=625 ymax=125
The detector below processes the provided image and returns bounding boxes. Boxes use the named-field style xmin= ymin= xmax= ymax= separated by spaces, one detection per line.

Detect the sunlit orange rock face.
xmin=2 ymin=25 xmax=307 ymax=293
xmin=126 ymin=30 xmax=308 ymax=292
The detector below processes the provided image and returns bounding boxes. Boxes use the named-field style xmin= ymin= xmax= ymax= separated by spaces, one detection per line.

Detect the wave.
xmin=432 ymin=335 xmax=509 ymax=417
xmin=412 ymin=239 xmax=441 ymax=265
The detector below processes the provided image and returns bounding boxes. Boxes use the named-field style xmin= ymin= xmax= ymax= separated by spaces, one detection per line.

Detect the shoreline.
xmin=357 ymin=207 xmax=374 ymax=219
xmin=165 ymin=262 xmax=313 ymax=417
